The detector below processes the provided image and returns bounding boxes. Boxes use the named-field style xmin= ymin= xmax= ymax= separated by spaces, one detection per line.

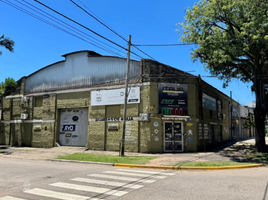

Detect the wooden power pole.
xmin=120 ymin=35 xmax=131 ymax=156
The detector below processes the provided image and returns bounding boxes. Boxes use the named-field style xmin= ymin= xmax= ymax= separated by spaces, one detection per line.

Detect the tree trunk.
xmin=254 ymin=77 xmax=267 ymax=152
xmin=254 ymin=106 xmax=266 ymax=152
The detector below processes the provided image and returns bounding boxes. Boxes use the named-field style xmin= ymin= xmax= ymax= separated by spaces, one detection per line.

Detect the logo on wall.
xmin=72 ymin=116 xmax=79 ymax=121
xmin=158 ymin=83 xmax=188 ymax=116
xmin=62 ymin=125 xmax=76 ymax=131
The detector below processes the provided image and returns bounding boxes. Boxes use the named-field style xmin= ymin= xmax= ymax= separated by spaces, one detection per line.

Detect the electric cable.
xmin=70 ymin=0 xmax=157 ymax=61
xmin=19 ymin=0 xmax=126 ymax=57
xmin=33 ymin=0 xmax=144 ymax=59
xmin=1 ymin=0 xmax=125 ymax=57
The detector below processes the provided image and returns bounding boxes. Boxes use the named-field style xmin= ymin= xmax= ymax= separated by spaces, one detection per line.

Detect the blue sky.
xmin=0 ymin=0 xmax=254 ymax=105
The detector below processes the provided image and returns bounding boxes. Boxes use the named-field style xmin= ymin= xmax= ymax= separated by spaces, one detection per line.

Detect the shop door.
xmin=164 ymin=122 xmax=183 ymax=152
xmin=59 ymin=108 xmax=88 ymax=146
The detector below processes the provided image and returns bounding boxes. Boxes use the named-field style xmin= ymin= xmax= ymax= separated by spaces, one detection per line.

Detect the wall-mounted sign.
xmin=187 ymin=123 xmax=193 ymax=126
xmin=154 ymin=129 xmax=159 ymax=134
xmin=154 ymin=122 xmax=159 ymax=127
xmin=34 ymin=125 xmax=41 ymax=132
xmin=158 ymin=83 xmax=188 ymax=116
xmin=62 ymin=125 xmax=76 ymax=131
xmin=72 ymin=116 xmax=79 ymax=121
xmin=108 ymin=124 xmax=119 ymax=132
xmin=65 ymin=133 xmax=72 ymax=137
xmin=203 ymin=93 xmax=216 ymax=111
xmin=91 ymin=87 xmax=140 ymax=106
xmin=90 ymin=117 xmax=138 ymax=122
xmin=187 ymin=137 xmax=194 ymax=141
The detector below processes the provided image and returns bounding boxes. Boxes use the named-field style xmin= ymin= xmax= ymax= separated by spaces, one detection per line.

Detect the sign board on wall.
xmin=91 ymin=87 xmax=140 ymax=106
xmin=108 ymin=124 xmax=119 ymax=132
xmin=158 ymin=83 xmax=188 ymax=116
xmin=203 ymin=93 xmax=216 ymax=111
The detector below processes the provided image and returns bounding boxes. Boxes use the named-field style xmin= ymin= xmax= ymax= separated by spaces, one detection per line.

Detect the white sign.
xmin=91 ymin=87 xmax=140 ymax=106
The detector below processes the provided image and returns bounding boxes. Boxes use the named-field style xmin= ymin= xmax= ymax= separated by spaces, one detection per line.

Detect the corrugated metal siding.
xmin=25 ymin=52 xmax=141 ymax=93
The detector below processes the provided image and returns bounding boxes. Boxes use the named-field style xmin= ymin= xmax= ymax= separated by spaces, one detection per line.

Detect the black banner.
xmin=158 ymin=83 xmax=188 ymax=116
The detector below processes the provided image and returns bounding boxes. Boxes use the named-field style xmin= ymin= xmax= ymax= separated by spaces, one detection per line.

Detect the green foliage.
xmin=0 ymin=77 xmax=18 ymax=96
xmin=0 ymin=33 xmax=14 ymax=55
xmin=243 ymin=113 xmax=255 ymax=129
xmin=179 ymin=161 xmax=253 ymax=167
xmin=0 ymin=81 xmax=4 ymax=95
xmin=179 ymin=0 xmax=268 ymax=87
xmin=57 ymin=153 xmax=157 ymax=165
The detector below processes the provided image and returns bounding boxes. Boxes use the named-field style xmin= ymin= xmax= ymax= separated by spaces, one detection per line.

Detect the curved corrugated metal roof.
xmin=24 ymin=50 xmax=141 ymax=93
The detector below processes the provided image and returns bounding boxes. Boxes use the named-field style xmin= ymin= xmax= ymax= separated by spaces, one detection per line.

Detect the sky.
xmin=0 ymin=0 xmax=255 ymax=105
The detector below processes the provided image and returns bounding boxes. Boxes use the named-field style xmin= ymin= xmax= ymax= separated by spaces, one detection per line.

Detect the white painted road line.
xmin=50 ymin=182 xmax=128 ymax=197
xmin=116 ymin=169 xmax=175 ymax=176
xmin=71 ymin=177 xmax=144 ymax=189
xmin=103 ymin=171 xmax=167 ymax=179
xmin=89 ymin=174 xmax=156 ymax=183
xmin=0 ymin=197 xmax=26 ymax=200
xmin=25 ymin=188 xmax=100 ymax=200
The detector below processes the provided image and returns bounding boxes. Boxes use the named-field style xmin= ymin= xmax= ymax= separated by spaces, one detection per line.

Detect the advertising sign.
xmin=91 ymin=87 xmax=140 ymax=106
xmin=203 ymin=93 xmax=216 ymax=111
xmin=158 ymin=83 xmax=188 ymax=116
xmin=62 ymin=125 xmax=76 ymax=131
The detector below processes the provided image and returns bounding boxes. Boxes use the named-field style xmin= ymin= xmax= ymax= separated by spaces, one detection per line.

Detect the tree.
xmin=179 ymin=0 xmax=268 ymax=152
xmin=0 ymin=34 xmax=14 ymax=55
xmin=0 ymin=77 xmax=18 ymax=96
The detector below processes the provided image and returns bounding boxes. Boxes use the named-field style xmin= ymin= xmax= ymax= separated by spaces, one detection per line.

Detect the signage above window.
xmin=91 ymin=87 xmax=140 ymax=106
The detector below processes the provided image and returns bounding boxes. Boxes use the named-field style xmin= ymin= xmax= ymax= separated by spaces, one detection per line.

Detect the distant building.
xmin=247 ymin=101 xmax=256 ymax=108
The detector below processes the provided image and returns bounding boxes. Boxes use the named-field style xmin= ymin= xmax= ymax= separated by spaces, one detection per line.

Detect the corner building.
xmin=0 ymin=50 xmax=236 ymax=152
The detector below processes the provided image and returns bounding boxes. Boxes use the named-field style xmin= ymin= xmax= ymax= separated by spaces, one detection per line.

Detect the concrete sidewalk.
xmin=0 ymin=138 xmax=266 ymax=167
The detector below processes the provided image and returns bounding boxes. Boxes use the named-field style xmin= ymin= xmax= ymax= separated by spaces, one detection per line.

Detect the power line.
xmin=1 ymin=0 xmax=125 ymax=57
xmin=133 ymin=39 xmax=242 ymax=47
xmin=70 ymin=0 xmax=157 ymax=61
xmin=19 ymin=0 xmax=126 ymax=57
xmin=33 ymin=0 xmax=144 ymax=59
xmin=70 ymin=0 xmax=128 ymax=44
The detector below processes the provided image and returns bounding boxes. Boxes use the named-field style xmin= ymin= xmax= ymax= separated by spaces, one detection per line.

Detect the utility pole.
xmin=120 ymin=35 xmax=131 ymax=156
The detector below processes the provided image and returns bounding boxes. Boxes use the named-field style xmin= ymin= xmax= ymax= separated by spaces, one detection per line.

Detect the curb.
xmin=50 ymin=160 xmax=265 ymax=170
xmin=114 ymin=163 xmax=265 ymax=170
xmin=51 ymin=159 xmax=114 ymax=166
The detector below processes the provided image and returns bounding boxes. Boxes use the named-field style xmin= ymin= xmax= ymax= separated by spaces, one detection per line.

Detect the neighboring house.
xmin=0 ymin=50 xmax=252 ymax=152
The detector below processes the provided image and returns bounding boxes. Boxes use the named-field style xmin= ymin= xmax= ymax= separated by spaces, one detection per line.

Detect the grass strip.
xmin=177 ymin=161 xmax=255 ymax=167
xmin=57 ymin=153 xmax=157 ymax=165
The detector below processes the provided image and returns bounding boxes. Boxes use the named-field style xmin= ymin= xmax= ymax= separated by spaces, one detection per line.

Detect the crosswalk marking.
xmin=103 ymin=171 xmax=167 ymax=179
xmin=50 ymin=182 xmax=128 ymax=196
xmin=88 ymin=174 xmax=156 ymax=183
xmin=5 ymin=168 xmax=171 ymax=200
xmin=116 ymin=168 xmax=175 ymax=176
xmin=71 ymin=177 xmax=144 ymax=189
xmin=0 ymin=197 xmax=26 ymax=200
xmin=25 ymin=188 xmax=100 ymax=200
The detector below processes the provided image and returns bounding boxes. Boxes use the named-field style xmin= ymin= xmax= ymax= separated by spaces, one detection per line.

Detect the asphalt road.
xmin=1 ymin=158 xmax=268 ymax=200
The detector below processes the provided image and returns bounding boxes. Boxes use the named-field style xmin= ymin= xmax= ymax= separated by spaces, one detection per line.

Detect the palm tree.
xmin=0 ymin=34 xmax=14 ymax=55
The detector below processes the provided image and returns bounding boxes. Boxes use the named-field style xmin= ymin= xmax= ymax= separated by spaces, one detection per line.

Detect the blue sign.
xmin=62 ymin=125 xmax=76 ymax=131
xmin=72 ymin=135 xmax=79 ymax=138
xmin=187 ymin=137 xmax=194 ymax=141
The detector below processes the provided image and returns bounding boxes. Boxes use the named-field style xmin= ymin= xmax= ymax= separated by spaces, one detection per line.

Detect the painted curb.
xmin=50 ymin=160 xmax=264 ymax=170
xmin=179 ymin=164 xmax=264 ymax=170
xmin=114 ymin=163 xmax=179 ymax=170
xmin=51 ymin=159 xmax=114 ymax=166
xmin=114 ymin=163 xmax=265 ymax=170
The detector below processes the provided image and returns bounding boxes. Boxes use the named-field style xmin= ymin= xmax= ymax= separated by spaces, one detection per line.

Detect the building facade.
xmin=0 ymin=50 xmax=250 ymax=152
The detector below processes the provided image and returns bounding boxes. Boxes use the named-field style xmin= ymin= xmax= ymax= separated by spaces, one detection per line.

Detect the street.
xmin=0 ymin=158 xmax=268 ymax=200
